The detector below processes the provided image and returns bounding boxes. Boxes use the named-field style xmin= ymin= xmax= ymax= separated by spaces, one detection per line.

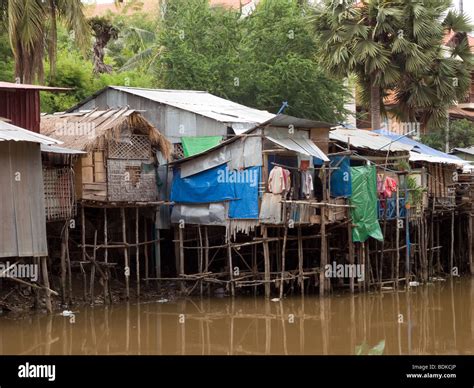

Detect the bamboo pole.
xmin=81 ymin=206 xmax=86 ymax=299
xmin=319 ymin=164 xmax=328 ymax=296
xmin=155 ymin=207 xmax=161 ymax=290
xmin=136 ymin=207 xmax=140 ymax=297
xmin=121 ymin=207 xmax=130 ymax=299
xmin=204 ymin=226 xmax=210 ymax=296
xmin=348 ymin=218 xmax=355 ymax=293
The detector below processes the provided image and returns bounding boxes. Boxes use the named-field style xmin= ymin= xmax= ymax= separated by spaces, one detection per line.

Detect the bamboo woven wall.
xmin=43 ymin=167 xmax=75 ymax=221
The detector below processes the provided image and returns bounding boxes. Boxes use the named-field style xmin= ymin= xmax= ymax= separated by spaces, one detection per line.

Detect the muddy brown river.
xmin=0 ymin=277 xmax=473 ymax=355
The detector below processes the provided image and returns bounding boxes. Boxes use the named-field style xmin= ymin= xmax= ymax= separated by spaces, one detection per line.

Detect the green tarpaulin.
xmin=181 ymin=136 xmax=222 ymax=157
xmin=350 ymin=165 xmax=383 ymax=242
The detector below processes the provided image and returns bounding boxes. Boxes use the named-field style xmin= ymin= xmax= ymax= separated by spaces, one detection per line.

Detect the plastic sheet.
xmin=330 ymin=156 xmax=352 ymax=198
xmin=350 ymin=166 xmax=383 ymax=242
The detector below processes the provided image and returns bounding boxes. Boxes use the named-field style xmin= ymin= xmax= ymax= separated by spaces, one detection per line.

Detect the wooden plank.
xmin=82 ymin=166 xmax=94 ymax=183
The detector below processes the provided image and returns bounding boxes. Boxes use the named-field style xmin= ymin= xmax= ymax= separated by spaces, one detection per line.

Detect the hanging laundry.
xmin=301 ymin=170 xmax=313 ymax=198
xmin=376 ymin=174 xmax=398 ymax=199
xmin=268 ymin=166 xmax=285 ymax=194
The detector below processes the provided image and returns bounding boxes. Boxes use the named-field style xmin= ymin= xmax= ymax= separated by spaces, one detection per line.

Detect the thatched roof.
xmin=40 ymin=107 xmax=172 ymax=161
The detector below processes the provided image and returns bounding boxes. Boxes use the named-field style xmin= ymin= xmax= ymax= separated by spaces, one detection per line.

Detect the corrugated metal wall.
xmin=0 ymin=90 xmax=40 ymax=133
xmin=0 ymin=142 xmax=48 ymax=257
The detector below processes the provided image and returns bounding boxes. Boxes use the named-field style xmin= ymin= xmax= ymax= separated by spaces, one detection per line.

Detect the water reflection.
xmin=0 ymin=278 xmax=473 ymax=355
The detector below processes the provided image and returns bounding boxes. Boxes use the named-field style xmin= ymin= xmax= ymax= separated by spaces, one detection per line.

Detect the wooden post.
xmin=204 ymin=226 xmax=210 ymax=296
xmin=262 ymin=225 xmax=271 ymax=298
xmin=65 ymin=225 xmax=72 ymax=304
xmin=450 ymin=210 xmax=455 ymax=276
xmin=298 ymin=226 xmax=304 ymax=295
xmin=136 ymin=207 xmax=140 ymax=297
xmin=155 ymin=207 xmax=161 ymax=290
xmin=121 ymin=207 xmax=130 ymax=299
xmin=60 ymin=222 xmax=67 ymax=304
xmin=469 ymin=214 xmax=473 ymax=275
xmin=41 ymin=257 xmax=52 ymax=314
xmin=198 ymin=226 xmax=203 ymax=296
xmin=103 ymin=208 xmax=109 ymax=304
xmin=395 ymin=186 xmax=400 ymax=289
xmin=348 ymin=217 xmax=355 ymax=293
xmin=89 ymin=231 xmax=97 ymax=305
xmin=319 ymin=165 xmax=328 ymax=296
xmin=81 ymin=206 xmax=87 ymax=301
xmin=178 ymin=226 xmax=185 ymax=293
xmin=280 ymin=221 xmax=288 ymax=299
xmin=227 ymin=227 xmax=235 ymax=297
xmin=144 ymin=216 xmax=149 ymax=289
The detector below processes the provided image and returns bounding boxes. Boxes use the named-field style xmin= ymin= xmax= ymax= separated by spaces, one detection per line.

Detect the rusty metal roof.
xmin=0 ymin=81 xmax=71 ymax=92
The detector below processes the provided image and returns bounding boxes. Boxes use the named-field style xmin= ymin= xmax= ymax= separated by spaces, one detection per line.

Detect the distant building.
xmin=451 ymin=146 xmax=474 ymax=162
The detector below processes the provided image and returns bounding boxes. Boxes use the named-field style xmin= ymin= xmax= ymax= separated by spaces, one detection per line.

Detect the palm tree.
xmin=314 ymin=0 xmax=472 ymax=131
xmin=0 ymin=0 xmax=89 ymax=84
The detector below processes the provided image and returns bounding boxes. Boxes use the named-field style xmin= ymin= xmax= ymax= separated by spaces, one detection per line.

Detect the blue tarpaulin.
xmin=373 ymin=129 xmax=464 ymax=162
xmin=171 ymin=164 xmax=260 ymax=219
xmin=229 ymin=166 xmax=261 ymax=219
xmin=329 ymin=155 xmax=352 ymax=197
xmin=171 ymin=165 xmax=235 ymax=203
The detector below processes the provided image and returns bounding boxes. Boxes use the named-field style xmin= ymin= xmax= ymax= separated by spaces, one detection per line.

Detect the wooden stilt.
xmin=60 ymin=223 xmax=67 ymax=304
xmin=89 ymin=231 xmax=97 ymax=305
xmin=469 ymin=214 xmax=473 ymax=275
xmin=298 ymin=226 xmax=304 ymax=295
xmin=348 ymin=217 xmax=355 ymax=293
xmin=262 ymin=225 xmax=270 ymax=298
xmin=155 ymin=207 xmax=161 ymax=290
xmin=204 ymin=226 xmax=210 ymax=295
xmin=41 ymin=257 xmax=52 ymax=314
xmin=103 ymin=208 xmax=110 ymax=304
xmin=178 ymin=226 xmax=185 ymax=293
xmin=198 ymin=226 xmax=203 ymax=296
xmin=280 ymin=222 xmax=288 ymax=299
xmin=144 ymin=216 xmax=149 ymax=289
xmin=65 ymin=225 xmax=72 ymax=304
xmin=121 ymin=207 xmax=130 ymax=299
xmin=136 ymin=207 xmax=140 ymax=297
xmin=450 ymin=210 xmax=455 ymax=276
xmin=319 ymin=206 xmax=328 ymax=296
xmin=227 ymin=227 xmax=235 ymax=297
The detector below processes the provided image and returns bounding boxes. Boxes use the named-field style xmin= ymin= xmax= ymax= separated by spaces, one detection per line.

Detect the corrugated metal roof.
xmin=262 ymin=114 xmax=333 ymax=129
xmin=0 ymin=120 xmax=61 ymax=145
xmin=110 ymin=86 xmax=275 ymax=126
xmin=330 ymin=128 xmax=412 ymax=152
xmin=452 ymin=146 xmax=474 ymax=156
xmin=267 ymin=136 xmax=329 ymax=162
xmin=0 ymin=81 xmax=71 ymax=92
xmin=373 ymin=130 xmax=468 ymax=166
xmin=41 ymin=144 xmax=85 ymax=154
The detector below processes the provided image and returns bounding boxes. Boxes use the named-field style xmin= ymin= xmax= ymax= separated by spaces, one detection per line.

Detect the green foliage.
xmin=407 ymin=176 xmax=425 ymax=207
xmin=0 ymin=30 xmax=14 ymax=81
xmin=40 ymin=49 xmax=154 ymax=113
xmin=422 ymin=119 xmax=474 ymax=151
xmin=314 ymin=0 xmax=473 ymax=130
xmin=152 ymin=0 xmax=347 ymax=121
